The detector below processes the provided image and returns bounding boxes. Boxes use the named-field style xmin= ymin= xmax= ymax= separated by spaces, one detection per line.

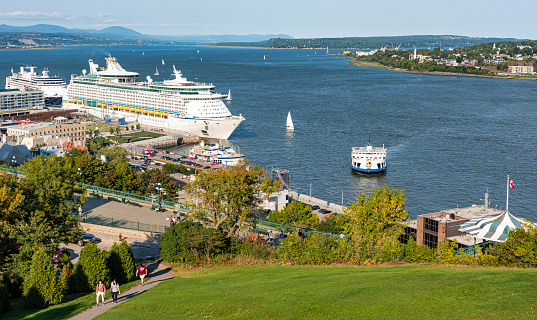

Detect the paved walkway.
xmin=68 ymin=261 xmax=174 ymax=320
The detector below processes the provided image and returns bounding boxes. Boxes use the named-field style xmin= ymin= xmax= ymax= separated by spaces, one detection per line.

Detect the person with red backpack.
xmin=136 ymin=263 xmax=148 ymax=286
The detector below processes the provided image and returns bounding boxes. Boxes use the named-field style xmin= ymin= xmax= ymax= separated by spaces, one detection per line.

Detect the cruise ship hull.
xmin=351 ymin=166 xmax=387 ymax=174
xmin=63 ymin=102 xmax=243 ymax=140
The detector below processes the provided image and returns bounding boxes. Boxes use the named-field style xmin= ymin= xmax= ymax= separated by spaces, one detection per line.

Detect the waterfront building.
xmin=508 ymin=66 xmax=534 ymax=74
xmin=404 ymin=204 xmax=503 ymax=249
xmin=7 ymin=117 xmax=86 ymax=146
xmin=0 ymin=88 xmax=44 ymax=111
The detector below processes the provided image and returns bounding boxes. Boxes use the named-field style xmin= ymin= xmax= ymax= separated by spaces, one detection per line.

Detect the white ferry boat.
xmin=5 ymin=65 xmax=67 ymax=106
xmin=189 ymin=140 xmax=244 ymax=166
xmin=62 ymin=57 xmax=244 ymax=139
xmin=351 ymin=137 xmax=387 ymax=174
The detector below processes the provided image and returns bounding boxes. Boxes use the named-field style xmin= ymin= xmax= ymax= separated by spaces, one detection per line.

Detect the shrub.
xmin=118 ymin=240 xmax=136 ymax=281
xmin=22 ymin=249 xmax=64 ymax=308
xmin=66 ymin=262 xmax=89 ymax=294
xmin=78 ymin=242 xmax=111 ymax=291
xmin=160 ymin=221 xmax=228 ymax=265
xmin=107 ymin=241 xmax=136 ymax=283
xmin=0 ymin=278 xmax=9 ymax=314
xmin=1 ymin=272 xmax=23 ymax=299
xmin=230 ymin=238 xmax=275 ymax=261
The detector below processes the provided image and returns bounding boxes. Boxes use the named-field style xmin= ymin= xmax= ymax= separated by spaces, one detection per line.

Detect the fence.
xmin=83 ymin=215 xmax=167 ymax=233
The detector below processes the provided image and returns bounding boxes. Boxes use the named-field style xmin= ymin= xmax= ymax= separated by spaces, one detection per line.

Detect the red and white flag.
xmin=509 ymin=178 xmax=514 ymax=189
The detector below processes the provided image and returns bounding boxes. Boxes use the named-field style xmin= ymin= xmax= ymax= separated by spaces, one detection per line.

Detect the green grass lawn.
xmin=86 ymin=123 xmax=117 ymax=132
xmin=108 ymin=131 xmax=164 ymax=144
xmin=95 ymin=265 xmax=537 ymax=320
xmin=3 ymin=279 xmax=141 ymax=320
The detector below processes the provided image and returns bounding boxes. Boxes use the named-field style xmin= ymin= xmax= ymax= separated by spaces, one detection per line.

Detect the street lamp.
xmin=12 ymin=156 xmax=17 ymax=176
xmin=309 ymin=181 xmax=312 ymax=198
xmin=77 ymin=168 xmax=81 ymax=182
xmin=341 ymin=189 xmax=344 ymax=206
xmin=157 ymin=182 xmax=163 ymax=209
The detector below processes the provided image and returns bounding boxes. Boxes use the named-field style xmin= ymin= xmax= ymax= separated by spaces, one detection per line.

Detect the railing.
xmin=83 ymin=215 xmax=167 ymax=233
xmin=0 ymin=166 xmax=338 ymax=238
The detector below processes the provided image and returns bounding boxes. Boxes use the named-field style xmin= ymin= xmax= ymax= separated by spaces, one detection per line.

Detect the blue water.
xmin=1 ymin=45 xmax=535 ymax=218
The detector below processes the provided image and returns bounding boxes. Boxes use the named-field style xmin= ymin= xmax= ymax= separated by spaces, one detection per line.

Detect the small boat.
xmin=142 ymin=52 xmax=145 ymax=55
xmin=154 ymin=67 xmax=159 ymax=76
xmin=161 ymin=59 xmax=165 ymax=65
xmin=264 ymin=55 xmax=266 ymax=61
xmin=225 ymin=89 xmax=232 ymax=101
xmin=286 ymin=111 xmax=294 ymax=131
xmin=351 ymin=134 xmax=387 ymax=174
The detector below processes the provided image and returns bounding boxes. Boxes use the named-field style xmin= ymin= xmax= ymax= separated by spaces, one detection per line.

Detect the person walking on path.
xmin=110 ymin=279 xmax=121 ymax=303
xmin=136 ymin=263 xmax=148 ymax=286
xmin=268 ymin=231 xmax=274 ymax=245
xmin=96 ymin=280 xmax=106 ymax=306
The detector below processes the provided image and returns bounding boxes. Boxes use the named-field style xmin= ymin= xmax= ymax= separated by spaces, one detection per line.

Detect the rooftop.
xmin=420 ymin=205 xmax=503 ymax=223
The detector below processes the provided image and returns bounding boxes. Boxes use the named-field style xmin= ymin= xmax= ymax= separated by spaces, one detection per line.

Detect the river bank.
xmin=349 ymin=59 xmax=537 ymax=80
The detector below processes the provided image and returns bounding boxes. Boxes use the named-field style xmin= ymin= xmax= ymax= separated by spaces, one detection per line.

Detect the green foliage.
xmin=140 ymin=169 xmax=178 ymax=201
xmin=97 ymin=146 xmax=128 ymax=166
xmin=162 ymin=163 xmax=195 ymax=175
xmin=160 ymin=221 xmax=228 ymax=265
xmin=107 ymin=241 xmax=136 ymax=283
xmin=0 ymin=173 xmax=25 ymax=271
xmin=184 ymin=163 xmax=281 ymax=236
xmin=316 ymin=215 xmax=344 ymax=234
xmin=77 ymin=242 xmax=111 ymax=291
xmin=279 ymin=233 xmax=345 ymax=265
xmin=0 ymin=272 xmax=23 ymax=299
xmin=487 ymin=223 xmax=537 ymax=267
xmin=65 ymin=263 xmax=89 ymax=294
xmin=0 ymin=278 xmax=10 ymax=314
xmin=230 ymin=238 xmax=275 ymax=261
xmin=22 ymin=155 xmax=85 ymax=244
xmin=22 ymin=249 xmax=64 ymax=308
xmin=268 ymin=201 xmax=318 ymax=229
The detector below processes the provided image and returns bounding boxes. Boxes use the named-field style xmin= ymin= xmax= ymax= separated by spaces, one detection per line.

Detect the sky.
xmin=0 ymin=0 xmax=535 ymax=39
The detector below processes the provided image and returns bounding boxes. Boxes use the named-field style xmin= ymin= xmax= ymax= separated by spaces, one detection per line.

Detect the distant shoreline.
xmin=349 ymin=60 xmax=537 ymax=80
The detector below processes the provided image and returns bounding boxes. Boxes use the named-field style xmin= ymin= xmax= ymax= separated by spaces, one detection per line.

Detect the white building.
xmin=0 ymin=88 xmax=44 ymax=111
xmin=508 ymin=65 xmax=534 ymax=74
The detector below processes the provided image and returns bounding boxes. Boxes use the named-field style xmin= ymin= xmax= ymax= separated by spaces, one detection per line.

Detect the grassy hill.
xmin=96 ymin=264 xmax=537 ymax=319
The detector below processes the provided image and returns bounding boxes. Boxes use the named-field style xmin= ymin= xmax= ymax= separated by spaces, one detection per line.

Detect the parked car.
xmin=318 ymin=209 xmax=332 ymax=214
xmin=310 ymin=205 xmax=320 ymax=210
xmin=77 ymin=233 xmax=100 ymax=246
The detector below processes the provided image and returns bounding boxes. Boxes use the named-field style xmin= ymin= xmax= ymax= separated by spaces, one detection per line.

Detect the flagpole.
xmin=506 ymin=175 xmax=509 ymax=212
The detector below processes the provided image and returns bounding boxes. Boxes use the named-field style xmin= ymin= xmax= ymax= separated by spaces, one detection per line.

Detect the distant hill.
xmin=217 ymin=35 xmax=526 ymax=49
xmin=0 ymin=24 xmax=292 ymax=43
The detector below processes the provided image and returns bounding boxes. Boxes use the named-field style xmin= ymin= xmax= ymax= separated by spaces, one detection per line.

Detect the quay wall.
xmin=288 ymin=191 xmax=346 ymax=214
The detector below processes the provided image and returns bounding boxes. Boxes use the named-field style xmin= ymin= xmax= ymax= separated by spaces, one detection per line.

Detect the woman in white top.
xmin=110 ymin=279 xmax=121 ymax=303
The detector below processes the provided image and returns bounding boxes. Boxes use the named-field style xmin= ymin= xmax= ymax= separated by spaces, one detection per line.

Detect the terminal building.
xmin=404 ymin=193 xmax=504 ymax=249
xmin=0 ymin=88 xmax=44 ymax=111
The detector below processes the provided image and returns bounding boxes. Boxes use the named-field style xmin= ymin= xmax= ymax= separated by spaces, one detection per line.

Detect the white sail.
xmin=154 ymin=67 xmax=159 ymax=75
xmin=225 ymin=89 xmax=232 ymax=101
xmin=286 ymin=111 xmax=294 ymax=131
xmin=162 ymin=59 xmax=165 ymax=65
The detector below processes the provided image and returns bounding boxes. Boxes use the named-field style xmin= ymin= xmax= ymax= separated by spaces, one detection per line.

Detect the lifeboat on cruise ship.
xmin=97 ymin=102 xmax=103 ymax=106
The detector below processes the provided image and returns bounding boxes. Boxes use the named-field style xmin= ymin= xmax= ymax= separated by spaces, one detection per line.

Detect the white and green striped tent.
xmin=460 ymin=211 xmax=536 ymax=242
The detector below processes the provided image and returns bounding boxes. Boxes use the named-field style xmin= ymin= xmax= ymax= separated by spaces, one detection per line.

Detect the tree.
xmin=0 ymin=278 xmax=9 ymax=314
xmin=116 ymin=127 xmax=120 ymax=135
xmin=131 ymin=125 xmax=135 ymax=131
xmin=93 ymin=129 xmax=100 ymax=137
xmin=0 ymin=173 xmax=25 ymax=271
xmin=22 ymin=249 xmax=64 ymax=308
xmin=341 ymin=185 xmax=408 ymax=262
xmin=184 ymin=163 xmax=281 ymax=236
xmin=109 ymin=127 xmax=114 ymax=135
xmin=97 ymin=146 xmax=128 ymax=166
xmin=118 ymin=240 xmax=136 ymax=281
xmin=22 ymin=155 xmax=85 ymax=245
xmin=268 ymin=201 xmax=319 ymax=229
xmin=107 ymin=241 xmax=135 ymax=283
xmin=78 ymin=242 xmax=111 ymax=291
xmin=141 ymin=169 xmax=178 ymax=201
xmin=136 ymin=123 xmax=141 ymax=130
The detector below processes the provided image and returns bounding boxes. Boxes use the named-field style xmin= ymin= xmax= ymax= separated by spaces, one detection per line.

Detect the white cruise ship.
xmin=62 ymin=57 xmax=244 ymax=139
xmin=189 ymin=140 xmax=244 ymax=166
xmin=351 ymin=136 xmax=387 ymax=174
xmin=6 ymin=65 xmax=67 ymax=106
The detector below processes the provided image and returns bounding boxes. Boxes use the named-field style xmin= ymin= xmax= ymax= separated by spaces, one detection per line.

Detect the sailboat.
xmin=264 ymin=55 xmax=266 ymax=61
xmin=162 ymin=59 xmax=165 ymax=65
xmin=154 ymin=67 xmax=159 ymax=76
xmin=225 ymin=89 xmax=232 ymax=101
xmin=286 ymin=111 xmax=294 ymax=131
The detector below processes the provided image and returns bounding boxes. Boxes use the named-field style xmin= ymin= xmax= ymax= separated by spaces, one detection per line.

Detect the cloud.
xmin=0 ymin=11 xmax=113 ymax=23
